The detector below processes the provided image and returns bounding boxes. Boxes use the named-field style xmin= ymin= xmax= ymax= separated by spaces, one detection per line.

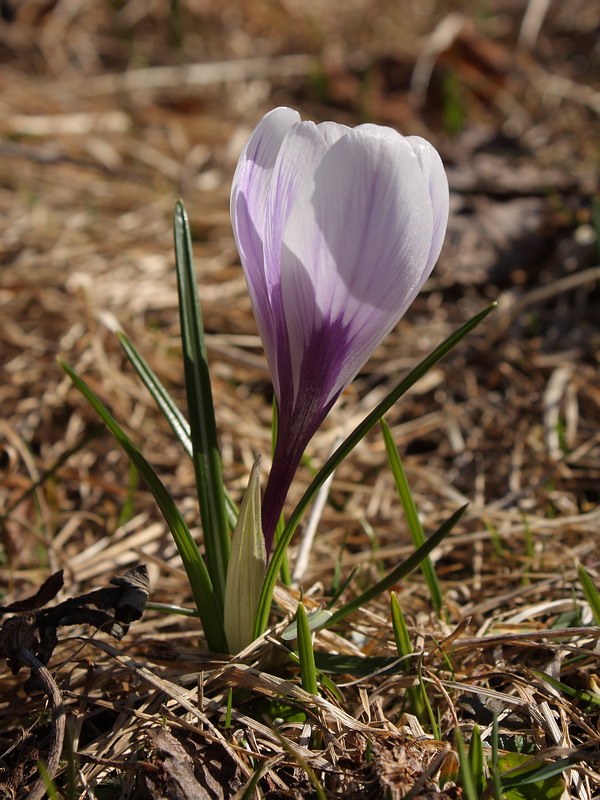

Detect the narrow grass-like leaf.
xmin=420 ymin=664 xmax=439 ymax=739
xmin=313 ymin=653 xmax=398 ymax=675
xmin=37 ymin=761 xmax=60 ymax=800
xmin=327 ymin=566 xmax=358 ymax=609
xmin=468 ymin=725 xmax=486 ymax=797
xmin=116 ymin=463 xmax=139 ymax=528
xmin=117 ymin=330 xmax=193 ymax=457
xmin=225 ymin=688 xmax=233 ymax=729
xmin=322 ymin=504 xmax=467 ymax=632
xmin=117 ymin=330 xmax=238 ymax=528
xmin=255 ymin=303 xmax=495 ymax=636
xmin=390 ymin=594 xmax=415 ymax=667
xmin=391 ymin=592 xmax=426 ymax=721
xmin=281 ymin=608 xmax=333 ymax=641
xmin=489 ymin=714 xmax=504 ymax=800
xmin=279 ymin=505 xmax=465 ymax=643
xmin=499 ymin=756 xmax=572 ymax=790
xmin=319 ymin=672 xmax=344 ymax=703
xmin=578 ymin=564 xmax=600 ymax=627
xmin=531 ymin=668 xmax=600 ymax=706
xmin=456 ymin=727 xmax=479 ymax=800
xmin=60 ymin=359 xmax=228 ymax=653
xmin=296 ymin=602 xmax=318 ymax=696
xmin=174 ymin=200 xmax=229 ymax=602
xmin=146 ymin=602 xmax=199 ymax=617
xmin=270 ymin=726 xmax=327 ymax=800
xmin=382 ymin=419 xmax=442 ymax=612
xmin=234 ymin=758 xmax=270 ymax=800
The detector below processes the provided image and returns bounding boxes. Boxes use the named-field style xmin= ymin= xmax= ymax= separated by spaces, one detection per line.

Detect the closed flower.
xmin=231 ymin=107 xmax=449 ymax=552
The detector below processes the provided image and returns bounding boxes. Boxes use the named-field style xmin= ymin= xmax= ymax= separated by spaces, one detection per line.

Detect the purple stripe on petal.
xmin=262 ymin=317 xmax=352 ymax=550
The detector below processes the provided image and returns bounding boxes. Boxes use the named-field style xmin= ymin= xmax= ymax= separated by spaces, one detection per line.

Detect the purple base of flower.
xmin=261 ymin=319 xmax=351 ymax=553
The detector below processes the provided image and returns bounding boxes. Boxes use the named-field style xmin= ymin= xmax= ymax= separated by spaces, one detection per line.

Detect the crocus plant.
xmin=231 ymin=107 xmax=449 ymax=552
xmin=64 ymin=105 xmax=493 ymax=655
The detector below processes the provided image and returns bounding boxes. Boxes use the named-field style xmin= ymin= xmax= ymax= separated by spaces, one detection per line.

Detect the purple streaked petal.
xmin=230 ymin=107 xmax=300 ymax=396
xmin=280 ymin=124 xmax=435 ymax=405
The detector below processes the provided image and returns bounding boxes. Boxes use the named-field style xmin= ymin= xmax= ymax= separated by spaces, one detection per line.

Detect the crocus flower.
xmin=231 ymin=107 xmax=449 ymax=553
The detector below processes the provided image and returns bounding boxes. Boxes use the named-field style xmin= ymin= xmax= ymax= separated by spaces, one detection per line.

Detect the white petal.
xmin=265 ymin=121 xmax=329 ymax=291
xmin=262 ymin=121 xmax=329 ymax=397
xmin=231 ymin=107 xmax=300 ymax=249
xmin=280 ymin=124 xmax=435 ymax=401
xmin=316 ymin=120 xmax=350 ymax=147
xmin=406 ymin=135 xmax=449 ymax=272
xmin=230 ymin=108 xmax=300 ymax=394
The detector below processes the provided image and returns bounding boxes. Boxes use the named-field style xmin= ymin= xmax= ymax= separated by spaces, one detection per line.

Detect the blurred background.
xmin=1 ymin=0 xmax=599 ymax=605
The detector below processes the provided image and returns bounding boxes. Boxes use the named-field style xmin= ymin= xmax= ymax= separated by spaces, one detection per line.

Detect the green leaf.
xmin=174 ymin=200 xmax=229 ymax=603
xmin=117 ymin=330 xmax=238 ymax=529
xmin=468 ymin=725 xmax=486 ymax=798
xmin=281 ymin=608 xmax=333 ymax=641
xmin=390 ymin=592 xmax=412 ymax=665
xmin=499 ymin=753 xmax=568 ymax=798
xmin=322 ymin=504 xmax=467 ymax=632
xmin=391 ymin=592 xmax=426 ymax=721
xmin=59 ymin=359 xmax=228 ymax=653
xmin=255 ymin=302 xmax=496 ymax=636
xmin=381 ymin=419 xmax=443 ymax=612
xmin=313 ymin=653 xmax=398 ymax=675
xmin=455 ymin=727 xmax=479 ymax=800
xmin=37 ymin=761 xmax=61 ymax=800
xmin=117 ymin=331 xmax=193 ymax=457
xmin=578 ymin=564 xmax=600 ymax=627
xmin=531 ymin=669 xmax=600 ymax=707
xmin=296 ymin=602 xmax=318 ymax=696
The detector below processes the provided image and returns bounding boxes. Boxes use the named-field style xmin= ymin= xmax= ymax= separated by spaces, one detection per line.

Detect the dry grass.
xmin=1 ymin=0 xmax=600 ymax=797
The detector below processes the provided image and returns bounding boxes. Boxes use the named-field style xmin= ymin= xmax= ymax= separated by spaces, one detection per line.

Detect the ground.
xmin=1 ymin=1 xmax=600 ymax=798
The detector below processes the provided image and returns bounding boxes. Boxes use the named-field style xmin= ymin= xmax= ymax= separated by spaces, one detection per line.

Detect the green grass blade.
xmin=117 ymin=330 xmax=193 ymax=457
xmin=117 ymin=462 xmax=139 ymax=528
xmin=146 ymin=602 xmax=199 ymax=617
xmin=531 ymin=668 xmax=600 ymax=706
xmin=269 ymin=727 xmax=327 ymax=800
xmin=322 ymin=504 xmax=467 ymax=631
xmin=390 ymin=591 xmax=412 ymax=663
xmin=381 ymin=418 xmax=443 ymax=613
xmin=578 ymin=564 xmax=600 ymax=627
xmin=174 ymin=200 xmax=230 ymax=602
xmin=468 ymin=725 xmax=485 ymax=797
xmin=296 ymin=602 xmax=318 ymax=696
xmin=235 ymin=760 xmax=267 ymax=800
xmin=327 ymin=566 xmax=358 ymax=609
xmin=255 ymin=303 xmax=495 ymax=636
xmin=59 ymin=359 xmax=228 ymax=653
xmin=37 ymin=761 xmax=60 ymax=800
xmin=489 ymin=713 xmax=504 ymax=800
xmin=391 ymin=592 xmax=426 ymax=721
xmin=455 ymin=727 xmax=479 ymax=800
xmin=117 ymin=330 xmax=239 ymax=529
xmin=499 ymin=757 xmax=573 ymax=790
